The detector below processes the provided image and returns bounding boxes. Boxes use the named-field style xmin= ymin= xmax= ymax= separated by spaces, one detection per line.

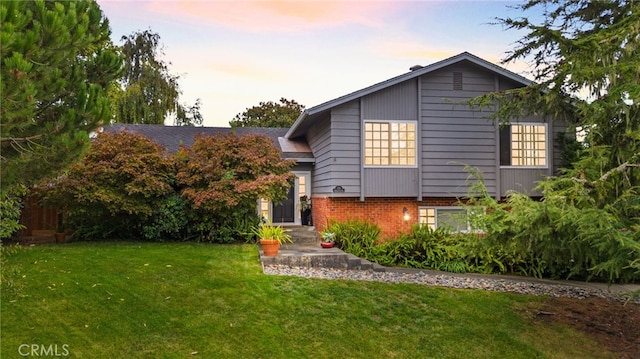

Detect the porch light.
xmin=403 ymin=207 xmax=410 ymax=221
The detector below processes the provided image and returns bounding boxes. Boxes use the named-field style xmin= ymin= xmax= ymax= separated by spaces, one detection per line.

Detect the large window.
xmin=419 ymin=207 xmax=469 ymax=232
xmin=418 ymin=207 xmax=485 ymax=233
xmin=500 ymin=124 xmax=547 ymax=167
xmin=364 ymin=121 xmax=416 ymax=166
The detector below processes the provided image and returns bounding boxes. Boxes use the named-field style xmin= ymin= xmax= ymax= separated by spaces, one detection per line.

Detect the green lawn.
xmin=1 ymin=243 xmax=613 ymax=358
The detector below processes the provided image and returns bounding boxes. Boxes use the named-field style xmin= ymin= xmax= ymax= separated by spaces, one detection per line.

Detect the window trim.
xmin=363 ymin=119 xmax=418 ymax=168
xmin=499 ymin=122 xmax=549 ymax=169
xmin=418 ymin=206 xmax=484 ymax=233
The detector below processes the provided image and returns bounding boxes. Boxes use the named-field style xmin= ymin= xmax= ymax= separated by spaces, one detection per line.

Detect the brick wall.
xmin=311 ymin=196 xmax=461 ymax=239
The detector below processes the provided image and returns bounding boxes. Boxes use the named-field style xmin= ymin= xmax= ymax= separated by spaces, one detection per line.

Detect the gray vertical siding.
xmin=364 ymin=168 xmax=418 ymax=196
xmin=362 ymin=79 xmax=420 ymax=197
xmin=305 ymin=60 xmax=570 ymax=199
xmin=421 ymin=64 xmax=498 ymax=197
xmin=362 ymin=79 xmax=418 ymax=119
xmin=500 ymin=168 xmax=547 ymax=196
xmin=306 ymin=114 xmax=332 ymax=194
xmin=327 ymin=101 xmax=361 ymax=196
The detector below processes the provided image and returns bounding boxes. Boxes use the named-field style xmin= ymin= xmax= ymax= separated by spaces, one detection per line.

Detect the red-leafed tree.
xmin=38 ymin=132 xmax=294 ymax=242
xmin=173 ymin=133 xmax=294 ymax=242
xmin=176 ymin=133 xmax=294 ymax=231
xmin=37 ymin=132 xmax=175 ymax=239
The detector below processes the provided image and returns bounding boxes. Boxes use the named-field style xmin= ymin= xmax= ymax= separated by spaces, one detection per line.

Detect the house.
xmin=107 ymin=52 xmax=570 ymax=238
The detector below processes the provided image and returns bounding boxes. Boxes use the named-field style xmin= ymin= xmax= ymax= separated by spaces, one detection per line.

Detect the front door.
xmin=272 ymin=186 xmax=295 ymax=223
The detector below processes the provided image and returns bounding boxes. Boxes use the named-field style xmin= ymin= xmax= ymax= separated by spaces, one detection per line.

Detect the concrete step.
xmin=260 ymin=241 xmax=387 ymax=272
xmin=285 ymin=226 xmax=319 ymax=244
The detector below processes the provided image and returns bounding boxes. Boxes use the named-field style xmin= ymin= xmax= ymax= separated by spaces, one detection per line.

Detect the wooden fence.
xmin=18 ymin=196 xmax=60 ymax=237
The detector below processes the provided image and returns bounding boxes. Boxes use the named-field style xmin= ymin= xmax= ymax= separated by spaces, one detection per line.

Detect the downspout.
xmin=494 ymin=75 xmax=501 ymax=200
xmin=417 ymin=76 xmax=423 ymax=201
xmin=360 ymin=97 xmax=366 ymax=202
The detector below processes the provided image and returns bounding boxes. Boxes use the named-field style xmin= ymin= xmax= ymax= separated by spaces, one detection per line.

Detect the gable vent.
xmin=453 ymin=71 xmax=463 ymax=90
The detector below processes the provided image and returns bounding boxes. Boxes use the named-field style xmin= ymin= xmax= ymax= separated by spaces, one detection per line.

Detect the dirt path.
xmin=533 ymin=297 xmax=640 ymax=359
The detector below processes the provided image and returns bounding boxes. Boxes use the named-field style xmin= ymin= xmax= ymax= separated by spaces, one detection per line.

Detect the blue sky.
xmin=98 ymin=1 xmax=538 ymax=127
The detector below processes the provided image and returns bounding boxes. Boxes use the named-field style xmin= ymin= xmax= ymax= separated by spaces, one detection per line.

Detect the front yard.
xmin=0 ymin=242 xmax=621 ymax=358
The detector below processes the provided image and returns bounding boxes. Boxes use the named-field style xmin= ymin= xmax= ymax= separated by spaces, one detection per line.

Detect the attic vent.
xmin=453 ymin=71 xmax=463 ymax=90
xmin=409 ymin=65 xmax=423 ymax=71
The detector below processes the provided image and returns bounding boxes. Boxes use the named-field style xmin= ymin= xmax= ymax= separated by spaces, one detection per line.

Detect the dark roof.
xmin=286 ymin=51 xmax=533 ymax=138
xmin=102 ymin=124 xmax=313 ymax=160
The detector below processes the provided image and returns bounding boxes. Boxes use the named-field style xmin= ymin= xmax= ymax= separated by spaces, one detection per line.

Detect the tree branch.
xmin=1 ymin=134 xmax=43 ymax=143
xmin=571 ymin=156 xmax=640 ymax=187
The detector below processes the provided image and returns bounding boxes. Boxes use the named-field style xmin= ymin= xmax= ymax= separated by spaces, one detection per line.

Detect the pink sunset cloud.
xmin=146 ymin=1 xmax=403 ymax=32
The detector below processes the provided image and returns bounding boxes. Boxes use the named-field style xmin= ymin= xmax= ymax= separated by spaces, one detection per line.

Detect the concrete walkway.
xmin=260 ymin=239 xmax=640 ymax=296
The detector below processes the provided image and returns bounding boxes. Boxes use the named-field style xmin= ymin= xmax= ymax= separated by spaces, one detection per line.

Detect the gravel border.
xmin=264 ymin=264 xmax=639 ymax=303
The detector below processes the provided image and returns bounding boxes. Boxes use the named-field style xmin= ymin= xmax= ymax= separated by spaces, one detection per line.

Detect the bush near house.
xmin=175 ymin=133 xmax=294 ymax=242
xmin=36 ymin=132 xmax=293 ymax=243
xmin=327 ymin=216 xmax=640 ymax=283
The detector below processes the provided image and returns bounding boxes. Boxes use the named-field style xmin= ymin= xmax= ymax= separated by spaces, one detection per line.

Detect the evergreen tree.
xmin=470 ymin=0 xmax=639 ymax=193
xmin=465 ymin=0 xmax=640 ymax=282
xmin=0 ymin=0 xmax=122 ymax=188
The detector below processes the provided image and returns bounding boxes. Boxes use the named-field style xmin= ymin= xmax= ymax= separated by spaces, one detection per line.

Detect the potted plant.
xmin=320 ymin=232 xmax=335 ymax=248
xmin=300 ymin=196 xmax=312 ymax=225
xmin=253 ymin=221 xmax=292 ymax=256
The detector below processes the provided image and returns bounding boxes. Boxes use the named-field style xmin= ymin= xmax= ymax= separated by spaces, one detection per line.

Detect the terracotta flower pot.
xmin=260 ymin=238 xmax=280 ymax=256
xmin=320 ymin=241 xmax=334 ymax=248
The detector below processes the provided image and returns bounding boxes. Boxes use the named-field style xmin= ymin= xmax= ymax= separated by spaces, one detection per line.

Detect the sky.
xmin=98 ymin=0 xmax=539 ymax=127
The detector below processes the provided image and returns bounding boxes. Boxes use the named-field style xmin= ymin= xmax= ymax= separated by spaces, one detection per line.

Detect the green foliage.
xmin=554 ymin=131 xmax=583 ymax=169
xmin=0 ymin=0 xmax=123 ymax=189
xmin=462 ymin=0 xmax=640 ymax=284
xmin=376 ymin=225 xmax=467 ymax=271
xmin=111 ymin=29 xmax=202 ymax=126
xmin=0 ymin=184 xmax=27 ymax=239
xmin=190 ymin=207 xmax=261 ymax=243
xmin=326 ymin=219 xmax=381 ymax=258
xmin=327 ymin=219 xmax=471 ymax=272
xmin=252 ymin=221 xmax=292 ymax=244
xmin=468 ymin=0 xmax=640 ymax=230
xmin=140 ymin=193 xmax=190 ymax=242
xmin=230 ymin=98 xmax=304 ymax=128
xmin=464 ymin=173 xmax=640 ymax=283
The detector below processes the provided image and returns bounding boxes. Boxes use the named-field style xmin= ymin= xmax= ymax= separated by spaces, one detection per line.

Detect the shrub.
xmin=327 ymin=220 xmax=471 ymax=273
xmin=37 ymin=132 xmax=175 ymax=241
xmin=464 ymin=171 xmax=640 ymax=283
xmin=141 ymin=194 xmax=191 ymax=241
xmin=326 ymin=219 xmax=381 ymax=258
xmin=375 ymin=225 xmax=469 ymax=272
xmin=0 ymin=184 xmax=26 ymax=239
xmin=191 ymin=206 xmax=261 ymax=243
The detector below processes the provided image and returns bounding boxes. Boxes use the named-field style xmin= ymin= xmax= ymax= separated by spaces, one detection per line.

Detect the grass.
xmin=1 ymin=242 xmax=614 ymax=358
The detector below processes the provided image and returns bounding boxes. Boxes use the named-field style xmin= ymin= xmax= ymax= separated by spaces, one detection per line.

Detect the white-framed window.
xmin=259 ymin=198 xmax=270 ymax=221
xmin=500 ymin=123 xmax=547 ymax=168
xmin=419 ymin=207 xmax=477 ymax=233
xmin=364 ymin=121 xmax=417 ymax=167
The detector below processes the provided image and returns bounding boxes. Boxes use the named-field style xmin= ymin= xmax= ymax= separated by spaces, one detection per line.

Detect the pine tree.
xmin=1 ymin=0 xmax=122 ymax=189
